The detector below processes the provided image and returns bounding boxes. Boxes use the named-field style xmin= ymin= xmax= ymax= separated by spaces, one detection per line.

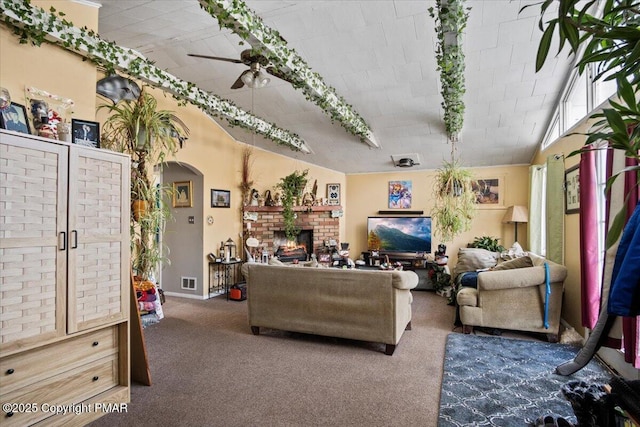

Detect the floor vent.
xmin=181 ymin=276 xmax=197 ymax=290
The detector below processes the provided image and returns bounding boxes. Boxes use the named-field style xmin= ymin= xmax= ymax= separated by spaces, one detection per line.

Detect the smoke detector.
xmin=391 ymin=153 xmax=420 ymax=168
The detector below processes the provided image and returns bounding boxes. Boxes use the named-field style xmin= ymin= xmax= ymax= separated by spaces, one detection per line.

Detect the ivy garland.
xmin=0 ymin=0 xmax=310 ymax=153
xmin=428 ymin=0 xmax=469 ymax=142
xmin=198 ymin=0 xmax=376 ymax=146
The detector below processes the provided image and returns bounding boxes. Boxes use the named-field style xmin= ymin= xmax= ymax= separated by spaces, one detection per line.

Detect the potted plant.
xmin=468 ymin=236 xmax=505 ymax=253
xmin=431 ymin=161 xmax=476 ymax=242
xmin=100 ymin=88 xmax=189 ymax=280
xmin=276 ymin=169 xmax=309 ymax=241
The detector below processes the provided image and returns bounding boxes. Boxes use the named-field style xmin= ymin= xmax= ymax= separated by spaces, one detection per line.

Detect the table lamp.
xmin=502 ymin=205 xmax=528 ymax=242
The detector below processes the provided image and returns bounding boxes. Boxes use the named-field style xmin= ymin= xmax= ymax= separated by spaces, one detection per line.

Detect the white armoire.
xmin=0 ymin=130 xmax=130 ymax=426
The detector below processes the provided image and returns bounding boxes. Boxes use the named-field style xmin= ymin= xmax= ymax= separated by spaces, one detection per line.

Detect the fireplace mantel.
xmin=244 ymin=205 xmax=342 ymax=213
xmin=242 ymin=205 xmax=342 ymax=256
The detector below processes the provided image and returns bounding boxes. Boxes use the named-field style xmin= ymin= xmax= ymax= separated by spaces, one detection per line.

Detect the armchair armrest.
xmin=478 ymin=264 xmax=567 ymax=291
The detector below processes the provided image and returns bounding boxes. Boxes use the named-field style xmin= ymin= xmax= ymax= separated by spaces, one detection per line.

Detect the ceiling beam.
xmin=198 ymin=0 xmax=380 ymax=149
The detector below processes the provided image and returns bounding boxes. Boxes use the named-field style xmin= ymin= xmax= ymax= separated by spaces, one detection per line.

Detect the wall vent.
xmin=181 ymin=276 xmax=197 ymax=290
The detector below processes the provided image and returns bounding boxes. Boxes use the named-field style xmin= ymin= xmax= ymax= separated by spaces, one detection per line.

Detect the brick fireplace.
xmin=243 ymin=205 xmax=341 ymax=259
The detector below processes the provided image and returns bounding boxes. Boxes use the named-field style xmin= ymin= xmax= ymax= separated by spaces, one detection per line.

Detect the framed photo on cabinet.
xmin=327 ymin=183 xmax=341 ymax=205
xmin=0 ymin=102 xmax=30 ymax=134
xmin=71 ymin=119 xmax=100 ymax=148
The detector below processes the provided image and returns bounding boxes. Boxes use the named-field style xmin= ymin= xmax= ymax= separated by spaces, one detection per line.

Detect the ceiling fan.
xmin=188 ymin=49 xmax=293 ymax=89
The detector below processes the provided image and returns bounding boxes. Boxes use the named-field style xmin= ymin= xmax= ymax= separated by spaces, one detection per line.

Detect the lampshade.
xmin=502 ymin=205 xmax=528 ymax=224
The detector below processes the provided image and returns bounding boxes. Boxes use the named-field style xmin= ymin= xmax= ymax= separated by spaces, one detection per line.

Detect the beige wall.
xmin=531 ymin=121 xmax=592 ymax=335
xmin=345 ymin=165 xmax=531 ymax=266
xmin=0 ymin=1 xmax=99 ymax=123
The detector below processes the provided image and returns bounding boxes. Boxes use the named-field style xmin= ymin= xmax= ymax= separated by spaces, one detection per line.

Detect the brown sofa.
xmin=241 ymin=263 xmax=418 ymax=355
xmin=455 ymin=250 xmax=568 ymax=341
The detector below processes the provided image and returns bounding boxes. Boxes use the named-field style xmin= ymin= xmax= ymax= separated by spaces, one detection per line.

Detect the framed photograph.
xmin=327 ymin=183 xmax=341 ymax=205
xmin=173 ymin=181 xmax=193 ymax=208
xmin=0 ymin=102 xmax=31 ymax=134
xmin=71 ymin=119 xmax=100 ymax=148
xmin=565 ymin=164 xmax=580 ymax=214
xmin=388 ymin=180 xmax=412 ymax=209
xmin=471 ymin=177 xmax=504 ymax=208
xmin=211 ymin=189 xmax=231 ymax=208
xmin=318 ymin=253 xmax=331 ymax=264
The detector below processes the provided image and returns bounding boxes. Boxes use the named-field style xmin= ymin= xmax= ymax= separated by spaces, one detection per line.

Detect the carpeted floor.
xmin=438 ymin=333 xmax=613 ymax=427
xmin=89 ymin=290 xmax=455 ymax=427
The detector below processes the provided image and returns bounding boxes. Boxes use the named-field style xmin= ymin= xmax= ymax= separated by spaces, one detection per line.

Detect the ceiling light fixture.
xmin=241 ymin=63 xmax=270 ymax=89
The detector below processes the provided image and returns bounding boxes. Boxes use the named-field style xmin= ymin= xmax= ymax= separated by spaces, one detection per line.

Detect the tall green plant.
xmin=432 ymin=161 xmax=476 ymax=242
xmin=527 ymin=0 xmax=640 ymax=247
xmin=100 ymin=88 xmax=189 ymax=279
xmin=276 ymin=169 xmax=309 ymax=241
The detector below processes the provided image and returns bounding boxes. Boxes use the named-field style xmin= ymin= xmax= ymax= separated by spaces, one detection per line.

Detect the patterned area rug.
xmin=439 ymin=333 xmax=612 ymax=426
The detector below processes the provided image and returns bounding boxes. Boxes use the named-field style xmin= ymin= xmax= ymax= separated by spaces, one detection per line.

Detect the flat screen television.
xmin=367 ymin=216 xmax=432 ymax=255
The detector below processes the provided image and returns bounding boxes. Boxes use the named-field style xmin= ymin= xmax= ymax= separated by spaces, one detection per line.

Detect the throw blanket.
xmin=608 ymin=202 xmax=640 ymax=316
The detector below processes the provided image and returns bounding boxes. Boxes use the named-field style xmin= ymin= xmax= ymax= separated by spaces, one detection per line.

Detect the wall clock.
xmin=327 ymin=183 xmax=340 ymax=205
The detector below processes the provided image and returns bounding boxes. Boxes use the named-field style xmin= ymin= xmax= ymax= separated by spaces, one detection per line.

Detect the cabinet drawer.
xmin=1 ymin=356 xmax=118 ymax=427
xmin=0 ymin=327 xmax=117 ymax=391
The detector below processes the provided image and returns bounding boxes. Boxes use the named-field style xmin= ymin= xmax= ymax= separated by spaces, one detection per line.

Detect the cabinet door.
xmin=0 ymin=134 xmax=68 ymax=355
xmin=67 ymin=146 xmax=130 ymax=333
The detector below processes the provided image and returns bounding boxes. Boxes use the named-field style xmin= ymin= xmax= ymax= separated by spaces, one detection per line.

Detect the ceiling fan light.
xmin=241 ymin=71 xmax=255 ymax=87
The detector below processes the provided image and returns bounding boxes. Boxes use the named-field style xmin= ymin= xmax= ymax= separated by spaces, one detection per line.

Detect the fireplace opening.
xmin=274 ymin=230 xmax=313 ymax=262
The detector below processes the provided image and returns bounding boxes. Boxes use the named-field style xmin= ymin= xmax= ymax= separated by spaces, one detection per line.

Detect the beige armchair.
xmin=456 ymin=253 xmax=567 ymax=341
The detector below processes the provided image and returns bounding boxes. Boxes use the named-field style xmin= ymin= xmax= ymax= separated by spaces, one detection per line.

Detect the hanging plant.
xmin=428 ymin=0 xmax=470 ymax=141
xmin=431 ymin=161 xmax=476 ymax=242
xmin=276 ymin=169 xmax=309 ymax=241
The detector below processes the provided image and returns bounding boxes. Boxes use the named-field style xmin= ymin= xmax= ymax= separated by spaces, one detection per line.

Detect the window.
xmin=564 ymin=72 xmax=589 ymax=131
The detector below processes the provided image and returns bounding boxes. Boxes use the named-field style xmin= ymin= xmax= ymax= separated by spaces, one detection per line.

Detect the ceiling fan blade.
xmin=188 ymin=53 xmax=243 ymax=64
xmin=265 ymin=66 xmax=296 ymax=84
xmin=231 ymin=70 xmax=250 ymax=89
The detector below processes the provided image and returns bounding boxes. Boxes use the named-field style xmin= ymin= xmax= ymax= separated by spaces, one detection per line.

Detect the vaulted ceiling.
xmin=95 ymin=0 xmax=575 ymax=173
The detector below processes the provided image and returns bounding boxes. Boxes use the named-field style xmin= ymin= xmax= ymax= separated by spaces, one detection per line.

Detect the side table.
xmin=208 ymin=260 xmax=243 ymax=299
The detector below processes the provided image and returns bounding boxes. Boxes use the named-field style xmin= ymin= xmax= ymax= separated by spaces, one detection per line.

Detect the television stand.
xmin=361 ymin=251 xmax=440 ymax=291
xmin=361 ymin=251 xmax=426 ymax=268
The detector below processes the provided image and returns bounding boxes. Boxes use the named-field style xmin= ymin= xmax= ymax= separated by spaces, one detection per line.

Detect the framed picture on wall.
xmin=327 ymin=183 xmax=341 ymax=205
xmin=471 ymin=177 xmax=504 ymax=208
xmin=388 ymin=180 xmax=412 ymax=209
xmin=211 ymin=189 xmax=231 ymax=208
xmin=173 ymin=181 xmax=193 ymax=208
xmin=565 ymin=164 xmax=580 ymax=214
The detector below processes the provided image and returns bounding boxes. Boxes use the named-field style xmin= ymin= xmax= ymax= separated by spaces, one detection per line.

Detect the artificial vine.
xmin=428 ymin=0 xmax=470 ymax=142
xmin=198 ymin=0 xmax=377 ymax=146
xmin=0 ymin=0 xmax=310 ymax=152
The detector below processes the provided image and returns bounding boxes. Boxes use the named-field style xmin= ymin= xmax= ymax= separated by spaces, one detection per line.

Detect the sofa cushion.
xmin=454 ymin=248 xmax=499 ymax=276
xmin=492 ymin=255 xmax=533 ymax=271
